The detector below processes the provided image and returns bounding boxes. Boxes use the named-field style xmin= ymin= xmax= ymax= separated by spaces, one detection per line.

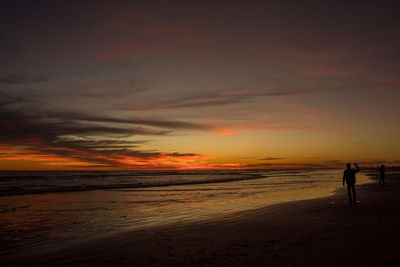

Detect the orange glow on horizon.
xmin=0 ymin=144 xmax=321 ymax=170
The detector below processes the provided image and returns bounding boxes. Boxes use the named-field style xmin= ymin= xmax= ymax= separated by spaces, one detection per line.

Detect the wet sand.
xmin=3 ymin=171 xmax=400 ymax=266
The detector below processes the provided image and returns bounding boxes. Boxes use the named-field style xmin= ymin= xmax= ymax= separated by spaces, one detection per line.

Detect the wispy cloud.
xmin=0 ymin=92 xmax=23 ymax=106
xmin=241 ymin=162 xmax=326 ymax=169
xmin=260 ymin=157 xmax=286 ymax=161
xmin=325 ymin=160 xmax=345 ymax=163
xmin=0 ymin=95 xmax=217 ymax=168
xmin=0 ymin=73 xmax=49 ymax=84
xmin=129 ymin=87 xmax=332 ymax=111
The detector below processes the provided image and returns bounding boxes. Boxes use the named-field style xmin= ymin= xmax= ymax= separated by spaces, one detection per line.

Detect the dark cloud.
xmin=0 ymin=92 xmax=22 ymax=106
xmin=0 ymin=73 xmax=49 ymax=84
xmin=243 ymin=162 xmax=325 ymax=169
xmin=52 ymin=139 xmax=147 ymax=149
xmin=0 ymin=108 xmax=170 ymax=142
xmin=325 ymin=160 xmax=400 ymax=166
xmin=325 ymin=160 xmax=345 ymax=163
xmin=354 ymin=160 xmax=400 ymax=165
xmin=0 ymin=97 xmax=212 ymax=167
xmin=130 ymin=87 xmax=331 ymax=111
xmin=130 ymin=81 xmax=389 ymax=111
xmin=80 ymin=115 xmax=212 ymax=131
xmin=260 ymin=157 xmax=286 ymax=161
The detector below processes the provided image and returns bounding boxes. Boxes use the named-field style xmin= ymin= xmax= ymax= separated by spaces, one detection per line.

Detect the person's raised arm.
xmin=354 ymin=163 xmax=360 ymax=173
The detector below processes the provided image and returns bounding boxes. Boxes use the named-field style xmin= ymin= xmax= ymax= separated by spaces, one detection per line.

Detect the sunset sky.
xmin=1 ymin=1 xmax=399 ymax=170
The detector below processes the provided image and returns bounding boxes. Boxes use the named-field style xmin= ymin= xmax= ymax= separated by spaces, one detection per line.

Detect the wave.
xmin=0 ymin=171 xmax=266 ymax=196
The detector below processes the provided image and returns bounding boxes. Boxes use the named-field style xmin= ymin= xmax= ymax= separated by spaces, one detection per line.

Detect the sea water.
xmin=0 ymin=169 xmax=370 ymax=256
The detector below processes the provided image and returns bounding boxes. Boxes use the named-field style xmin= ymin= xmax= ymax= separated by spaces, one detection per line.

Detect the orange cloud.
xmin=0 ymin=145 xmax=101 ymax=168
xmin=213 ymin=128 xmax=238 ymax=136
xmin=211 ymin=124 xmax=314 ymax=136
xmin=0 ymin=144 xmax=216 ymax=170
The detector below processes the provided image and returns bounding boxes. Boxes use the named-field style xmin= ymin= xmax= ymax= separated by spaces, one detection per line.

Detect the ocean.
xmin=0 ymin=169 xmax=370 ymax=256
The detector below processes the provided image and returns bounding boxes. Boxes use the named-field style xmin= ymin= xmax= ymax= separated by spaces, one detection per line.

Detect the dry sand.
xmin=3 ymin=171 xmax=400 ymax=266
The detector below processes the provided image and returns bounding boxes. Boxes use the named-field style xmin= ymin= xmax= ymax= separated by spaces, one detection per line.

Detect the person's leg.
xmin=352 ymin=185 xmax=356 ymax=203
xmin=347 ymin=186 xmax=352 ymax=203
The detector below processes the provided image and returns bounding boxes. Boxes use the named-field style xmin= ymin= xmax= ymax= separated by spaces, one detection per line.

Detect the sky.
xmin=0 ymin=0 xmax=399 ymax=170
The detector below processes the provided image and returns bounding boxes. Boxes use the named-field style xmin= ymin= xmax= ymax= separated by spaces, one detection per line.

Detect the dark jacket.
xmin=343 ymin=166 xmax=360 ymax=185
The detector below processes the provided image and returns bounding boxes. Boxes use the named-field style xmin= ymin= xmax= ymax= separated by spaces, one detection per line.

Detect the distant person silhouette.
xmin=343 ymin=163 xmax=360 ymax=204
xmin=379 ymin=164 xmax=385 ymax=186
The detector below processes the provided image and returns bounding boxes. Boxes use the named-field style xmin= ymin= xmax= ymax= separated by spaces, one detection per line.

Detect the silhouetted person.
xmin=379 ymin=164 xmax=385 ymax=186
xmin=343 ymin=163 xmax=359 ymax=204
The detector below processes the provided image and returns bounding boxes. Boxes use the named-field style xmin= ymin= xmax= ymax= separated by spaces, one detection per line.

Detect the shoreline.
xmin=0 ymin=168 xmax=349 ymax=197
xmin=3 ymin=171 xmax=400 ymax=266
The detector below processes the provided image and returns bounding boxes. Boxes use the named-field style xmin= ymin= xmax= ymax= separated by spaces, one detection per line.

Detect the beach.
xmin=2 ymin=170 xmax=400 ymax=266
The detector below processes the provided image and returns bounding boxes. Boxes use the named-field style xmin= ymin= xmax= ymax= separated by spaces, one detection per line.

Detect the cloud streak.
xmin=0 ymin=95 xmax=217 ymax=168
xmin=128 ymin=78 xmax=400 ymax=112
xmin=260 ymin=157 xmax=286 ymax=161
xmin=129 ymin=87 xmax=330 ymax=111
xmin=0 ymin=73 xmax=49 ymax=84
